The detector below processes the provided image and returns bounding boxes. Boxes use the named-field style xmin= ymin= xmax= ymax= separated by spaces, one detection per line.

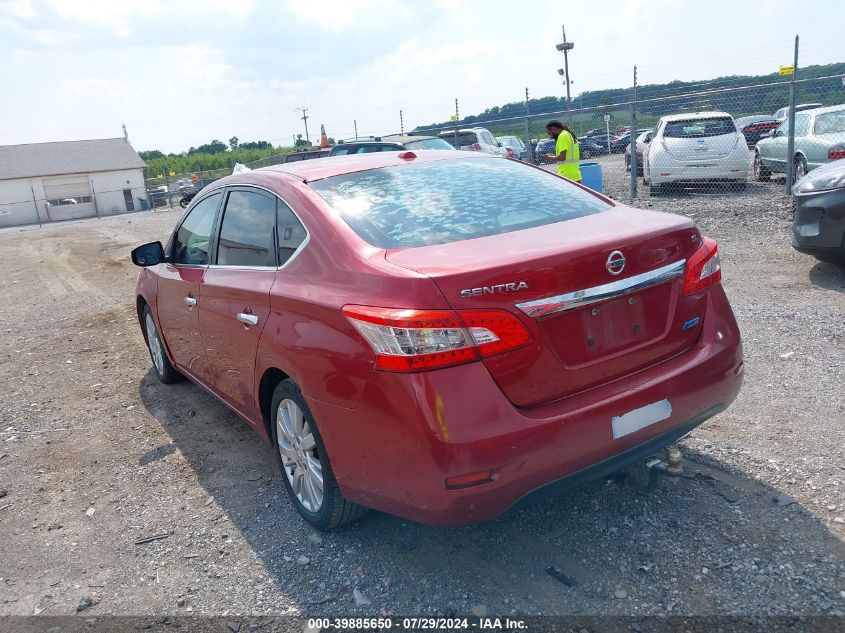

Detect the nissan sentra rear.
xmin=305 ymin=154 xmax=743 ymax=525
xmin=135 ymin=151 xmax=743 ymax=529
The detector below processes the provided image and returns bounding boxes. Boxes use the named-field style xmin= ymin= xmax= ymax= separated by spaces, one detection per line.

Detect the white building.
xmin=0 ymin=138 xmax=147 ymax=228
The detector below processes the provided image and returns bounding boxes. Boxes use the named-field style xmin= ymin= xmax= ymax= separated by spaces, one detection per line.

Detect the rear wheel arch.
xmin=258 ymin=367 xmax=290 ymax=440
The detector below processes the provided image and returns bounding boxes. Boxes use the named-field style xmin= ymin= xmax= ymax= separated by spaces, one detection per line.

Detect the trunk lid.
xmin=386 ymin=207 xmax=707 ymax=407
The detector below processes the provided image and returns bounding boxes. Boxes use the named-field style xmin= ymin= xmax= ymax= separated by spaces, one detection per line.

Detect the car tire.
xmin=754 ymin=151 xmax=771 ymax=182
xmin=270 ymin=379 xmax=368 ymax=530
xmin=142 ymin=305 xmax=182 ymax=384
xmin=794 ymin=155 xmax=808 ymax=183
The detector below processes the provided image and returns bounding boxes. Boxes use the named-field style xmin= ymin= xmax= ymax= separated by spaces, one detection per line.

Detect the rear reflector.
xmin=682 ymin=237 xmax=721 ymax=295
xmin=342 ymin=305 xmax=532 ymax=372
xmin=446 ymin=469 xmax=494 ymax=489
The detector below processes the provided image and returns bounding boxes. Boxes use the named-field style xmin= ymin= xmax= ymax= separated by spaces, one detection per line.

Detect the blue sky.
xmin=0 ymin=0 xmax=841 ymax=153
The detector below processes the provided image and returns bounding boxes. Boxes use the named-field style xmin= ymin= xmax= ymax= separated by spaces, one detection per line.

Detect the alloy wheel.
xmin=276 ymin=398 xmax=324 ymax=512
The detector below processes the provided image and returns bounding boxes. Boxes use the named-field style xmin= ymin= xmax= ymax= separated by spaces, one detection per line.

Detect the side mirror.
xmin=770 ymin=130 xmax=780 ymax=138
xmin=497 ymin=142 xmax=503 ymax=147
xmin=644 ymin=136 xmax=652 ymax=143
xmin=131 ymin=241 xmax=165 ymax=267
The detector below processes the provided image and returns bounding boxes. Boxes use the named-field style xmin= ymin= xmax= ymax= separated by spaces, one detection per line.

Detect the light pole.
xmin=295 ymin=107 xmax=310 ymax=144
xmin=556 ymin=25 xmax=574 ymax=107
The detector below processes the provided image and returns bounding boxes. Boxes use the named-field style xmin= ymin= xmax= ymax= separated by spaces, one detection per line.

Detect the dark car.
xmin=586 ymin=132 xmax=618 ymax=151
xmin=735 ymin=115 xmax=779 ymax=146
xmin=610 ymin=128 xmax=652 ymax=153
xmin=282 ymin=147 xmax=331 ymax=163
xmin=131 ymin=151 xmax=742 ymax=529
xmin=578 ymin=136 xmax=609 ymax=159
xmin=791 ymin=158 xmax=845 ymax=265
xmin=534 ymin=138 xmax=557 ymax=163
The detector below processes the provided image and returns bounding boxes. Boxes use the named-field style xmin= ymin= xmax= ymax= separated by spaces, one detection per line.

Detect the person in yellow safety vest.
xmin=543 ymin=120 xmax=582 ymax=183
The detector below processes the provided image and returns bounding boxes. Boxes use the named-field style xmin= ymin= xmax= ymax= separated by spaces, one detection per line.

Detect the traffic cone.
xmin=320 ymin=124 xmax=330 ymax=148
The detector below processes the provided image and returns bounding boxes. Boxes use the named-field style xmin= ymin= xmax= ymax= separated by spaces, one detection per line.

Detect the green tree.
xmin=229 ymin=136 xmax=239 ymax=151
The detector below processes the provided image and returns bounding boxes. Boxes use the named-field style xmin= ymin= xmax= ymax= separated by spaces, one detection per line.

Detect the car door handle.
xmin=184 ymin=297 xmax=197 ymax=307
xmin=237 ymin=313 xmax=259 ymax=326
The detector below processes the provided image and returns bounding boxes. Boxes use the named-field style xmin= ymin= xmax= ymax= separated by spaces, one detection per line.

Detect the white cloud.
xmin=0 ymin=0 xmax=35 ymax=19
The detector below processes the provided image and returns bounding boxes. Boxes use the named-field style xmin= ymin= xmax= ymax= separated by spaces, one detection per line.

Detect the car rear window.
xmin=403 ymin=138 xmax=455 ymax=151
xmin=309 ymin=158 xmax=610 ymax=248
xmin=663 ymin=117 xmax=736 ymax=138
xmin=440 ymin=132 xmax=478 ymax=147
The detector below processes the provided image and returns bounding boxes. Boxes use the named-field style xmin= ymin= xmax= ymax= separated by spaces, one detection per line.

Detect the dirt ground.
xmin=0 ymin=160 xmax=843 ymax=620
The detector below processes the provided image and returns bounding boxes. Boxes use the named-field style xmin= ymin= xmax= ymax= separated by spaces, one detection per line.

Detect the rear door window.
xmin=663 ymin=117 xmax=736 ymax=138
xmin=216 ymin=190 xmax=277 ymax=267
xmin=310 ymin=158 xmax=610 ymax=248
xmin=277 ymin=202 xmax=308 ymax=266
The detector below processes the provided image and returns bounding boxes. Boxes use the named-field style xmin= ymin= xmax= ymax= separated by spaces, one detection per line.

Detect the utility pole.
xmin=785 ymin=35 xmax=799 ymax=192
xmin=630 ymin=66 xmax=638 ymax=200
xmin=354 ymin=119 xmax=358 ymax=140
xmin=295 ymin=107 xmax=310 ymax=144
xmin=556 ymin=25 xmax=574 ymax=108
xmin=400 ymin=110 xmax=404 ymax=135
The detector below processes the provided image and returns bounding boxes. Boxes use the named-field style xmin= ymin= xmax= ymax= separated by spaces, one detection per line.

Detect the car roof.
xmin=660 ymin=111 xmax=732 ymax=122
xmin=438 ymin=128 xmax=488 ymax=135
xmin=382 ymin=134 xmax=442 ymax=143
xmin=802 ymin=103 xmax=845 ymax=115
xmin=254 ymin=149 xmax=496 ymax=183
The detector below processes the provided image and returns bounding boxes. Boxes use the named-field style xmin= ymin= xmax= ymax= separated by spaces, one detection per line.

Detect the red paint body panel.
xmin=136 ymin=154 xmax=744 ymax=526
xmin=309 ymin=285 xmax=742 ymax=525
xmin=199 ymin=268 xmax=275 ymax=422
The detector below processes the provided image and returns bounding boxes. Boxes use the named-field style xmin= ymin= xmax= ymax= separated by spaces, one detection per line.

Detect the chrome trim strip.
xmin=515 ymin=259 xmax=686 ymax=318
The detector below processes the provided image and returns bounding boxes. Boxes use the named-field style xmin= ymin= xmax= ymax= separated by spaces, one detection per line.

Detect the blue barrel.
xmin=579 ymin=162 xmax=602 ymax=193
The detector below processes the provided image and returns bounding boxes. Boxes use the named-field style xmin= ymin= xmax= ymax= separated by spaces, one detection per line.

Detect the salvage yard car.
xmin=791 ymin=158 xmax=845 ymax=265
xmin=131 ymin=151 xmax=744 ymax=530
xmin=754 ymin=104 xmax=845 ymax=182
xmin=643 ymin=111 xmax=749 ymax=193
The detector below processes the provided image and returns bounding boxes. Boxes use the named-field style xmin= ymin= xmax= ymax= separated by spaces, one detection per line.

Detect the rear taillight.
xmin=828 ymin=145 xmax=845 ymax=160
xmin=342 ymin=306 xmax=532 ymax=372
xmin=683 ymin=237 xmax=721 ymax=296
xmin=469 ymin=143 xmax=482 ymax=150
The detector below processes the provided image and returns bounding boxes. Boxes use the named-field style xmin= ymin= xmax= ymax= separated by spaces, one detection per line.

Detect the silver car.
xmin=754 ymin=104 xmax=845 ymax=182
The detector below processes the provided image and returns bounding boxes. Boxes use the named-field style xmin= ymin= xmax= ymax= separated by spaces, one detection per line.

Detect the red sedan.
xmin=132 ymin=151 xmax=743 ymax=529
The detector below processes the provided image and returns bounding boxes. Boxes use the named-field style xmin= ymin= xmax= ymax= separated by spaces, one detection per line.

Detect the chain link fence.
xmin=412 ymin=72 xmax=845 ymax=201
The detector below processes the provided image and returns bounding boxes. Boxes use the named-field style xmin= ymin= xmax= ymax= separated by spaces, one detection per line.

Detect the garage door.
xmin=42 ymin=175 xmax=96 ymax=220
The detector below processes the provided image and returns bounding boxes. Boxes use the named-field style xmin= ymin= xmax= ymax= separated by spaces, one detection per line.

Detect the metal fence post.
xmin=524 ymin=87 xmax=533 ymax=163
xmin=785 ymin=35 xmax=799 ymax=193
xmin=630 ymin=65 xmax=638 ymax=200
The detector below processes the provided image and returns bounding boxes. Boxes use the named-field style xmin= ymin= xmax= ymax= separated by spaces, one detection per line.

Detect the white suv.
xmin=439 ymin=128 xmax=509 ymax=157
xmin=643 ymin=112 xmax=749 ymax=192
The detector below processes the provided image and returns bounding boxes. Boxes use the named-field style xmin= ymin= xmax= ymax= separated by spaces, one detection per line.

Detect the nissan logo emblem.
xmin=606 ymin=250 xmax=626 ymax=275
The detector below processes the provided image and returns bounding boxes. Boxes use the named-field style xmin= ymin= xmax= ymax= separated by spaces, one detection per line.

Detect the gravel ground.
xmin=0 ymin=159 xmax=843 ymax=620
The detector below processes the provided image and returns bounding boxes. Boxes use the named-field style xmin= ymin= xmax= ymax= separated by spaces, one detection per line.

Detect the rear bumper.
xmin=309 ymin=286 xmax=743 ymax=526
xmin=650 ymin=152 xmax=749 ymax=184
xmin=792 ymin=188 xmax=845 ymax=261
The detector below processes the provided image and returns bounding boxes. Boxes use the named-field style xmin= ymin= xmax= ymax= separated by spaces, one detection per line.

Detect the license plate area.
xmin=541 ymin=284 xmax=674 ymax=368
xmin=612 ymin=399 xmax=672 ymax=439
